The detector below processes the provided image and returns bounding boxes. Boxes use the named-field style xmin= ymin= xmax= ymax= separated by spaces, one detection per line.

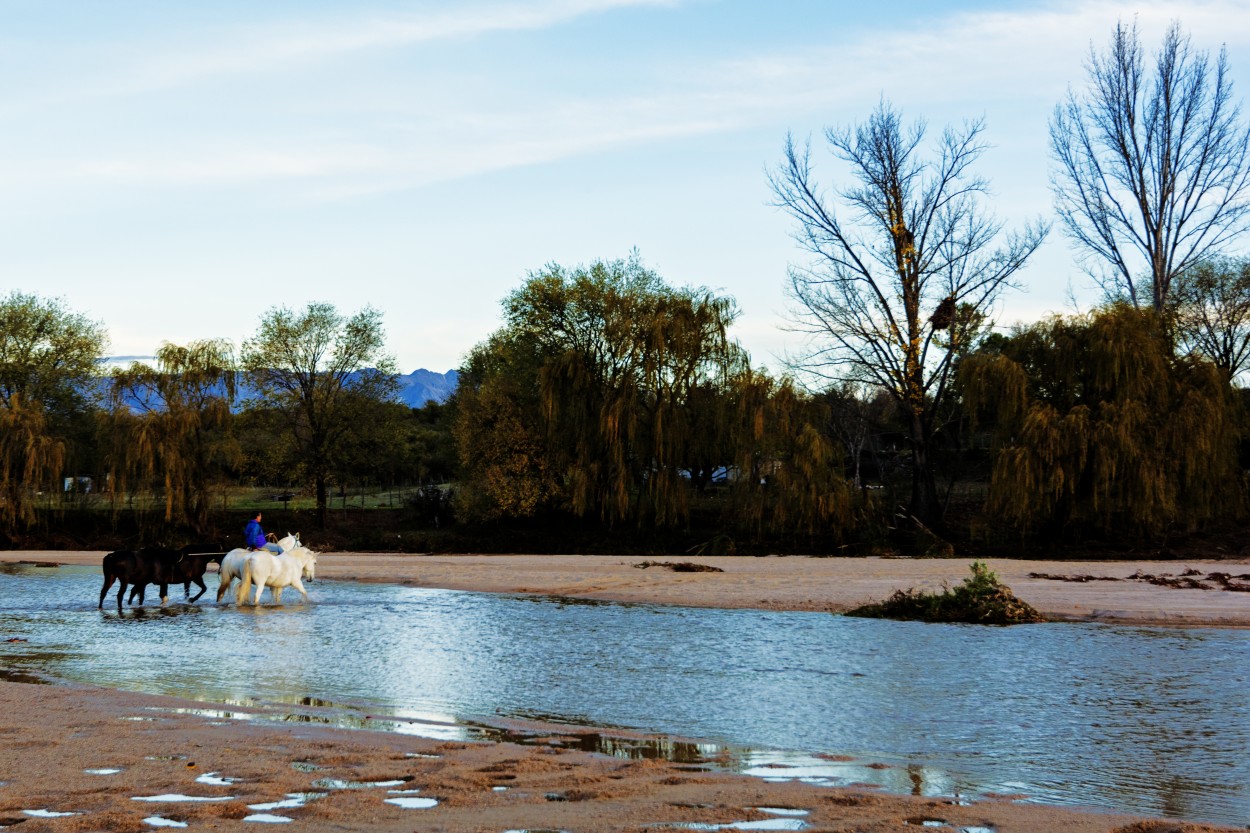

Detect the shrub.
xmin=846 ymin=561 xmax=1045 ymax=625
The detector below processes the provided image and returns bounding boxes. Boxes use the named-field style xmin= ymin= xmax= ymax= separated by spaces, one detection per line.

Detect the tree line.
xmin=3 ymin=20 xmax=1250 ymax=554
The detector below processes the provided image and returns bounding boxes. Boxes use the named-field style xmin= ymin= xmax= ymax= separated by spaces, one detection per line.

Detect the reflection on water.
xmin=1 ymin=563 xmax=1249 ymax=826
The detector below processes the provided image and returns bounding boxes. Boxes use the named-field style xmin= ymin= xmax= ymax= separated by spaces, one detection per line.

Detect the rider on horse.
xmin=245 ymin=511 xmax=283 ymax=554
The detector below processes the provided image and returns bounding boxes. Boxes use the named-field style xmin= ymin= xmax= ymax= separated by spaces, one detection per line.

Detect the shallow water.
xmin=1 ymin=563 xmax=1248 ymax=826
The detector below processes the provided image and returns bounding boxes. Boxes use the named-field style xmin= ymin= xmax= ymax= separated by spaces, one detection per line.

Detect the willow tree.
xmin=107 ymin=339 xmax=240 ymax=532
xmin=769 ymin=101 xmax=1047 ymax=529
xmin=961 ymin=304 xmax=1242 ymax=543
xmin=0 ymin=398 xmax=64 ymax=532
xmin=0 ymin=292 xmax=106 ymax=532
xmin=456 ymin=255 xmax=748 ymax=527
xmin=1051 ymin=21 xmax=1250 ymax=310
xmin=727 ymin=370 xmax=855 ymax=543
xmin=241 ymin=303 xmax=398 ymax=528
xmin=453 ymin=332 xmax=558 ymax=520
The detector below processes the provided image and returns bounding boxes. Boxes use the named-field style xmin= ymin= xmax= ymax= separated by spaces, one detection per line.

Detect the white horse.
xmin=236 ymin=542 xmax=317 ymax=606
xmin=216 ymin=533 xmax=301 ymax=605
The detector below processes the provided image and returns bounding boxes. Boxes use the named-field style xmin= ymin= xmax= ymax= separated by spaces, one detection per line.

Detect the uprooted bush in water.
xmin=846 ymin=561 xmax=1045 ymax=625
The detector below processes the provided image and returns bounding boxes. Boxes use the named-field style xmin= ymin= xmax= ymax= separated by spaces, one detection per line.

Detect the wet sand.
xmin=1 ymin=550 xmax=1247 ymax=832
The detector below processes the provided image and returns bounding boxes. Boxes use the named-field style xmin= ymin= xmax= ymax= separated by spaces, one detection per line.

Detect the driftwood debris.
xmin=633 ymin=560 xmax=724 ymax=573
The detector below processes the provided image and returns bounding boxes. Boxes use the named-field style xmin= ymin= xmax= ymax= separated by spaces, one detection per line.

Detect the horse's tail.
xmin=237 ymin=557 xmax=254 ymax=606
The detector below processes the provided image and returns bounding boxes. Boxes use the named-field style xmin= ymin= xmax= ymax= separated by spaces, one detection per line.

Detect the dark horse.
xmin=98 ymin=542 xmax=225 ymax=612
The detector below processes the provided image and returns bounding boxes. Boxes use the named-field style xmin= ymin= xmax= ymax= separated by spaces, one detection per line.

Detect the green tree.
xmin=456 ymin=255 xmax=749 ymax=527
xmin=453 ymin=332 xmax=557 ymax=520
xmin=961 ymin=304 xmax=1242 ymax=543
xmin=769 ymin=102 xmax=1047 ymax=529
xmin=241 ymin=303 xmax=399 ymax=528
xmin=1051 ymin=21 xmax=1250 ymax=310
xmin=0 ymin=292 xmax=106 ymax=532
xmin=107 ymin=339 xmax=241 ymax=533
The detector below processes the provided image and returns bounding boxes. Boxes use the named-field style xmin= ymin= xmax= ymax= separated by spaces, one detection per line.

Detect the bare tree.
xmin=769 ymin=101 xmax=1047 ymax=529
xmin=1173 ymin=256 xmax=1250 ymax=381
xmin=1051 ymin=20 xmax=1250 ymax=311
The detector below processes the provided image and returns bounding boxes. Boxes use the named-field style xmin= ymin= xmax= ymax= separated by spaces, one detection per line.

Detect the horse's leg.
xmin=292 ymin=578 xmax=309 ymax=603
xmin=216 ymin=569 xmax=231 ymax=604
xmin=189 ymin=576 xmax=206 ymax=603
xmin=159 ymin=582 xmax=170 ymax=606
xmin=116 ymin=580 xmax=127 ymax=613
xmin=273 ymin=584 xmax=283 ymax=604
xmin=184 ymin=580 xmax=192 ymax=600
xmin=99 ymin=572 xmax=115 ymax=609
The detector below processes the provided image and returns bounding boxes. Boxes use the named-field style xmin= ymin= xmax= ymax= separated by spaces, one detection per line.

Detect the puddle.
xmin=384 ymin=795 xmax=438 ymax=809
xmin=959 ymin=828 xmax=995 ymax=833
xmin=311 ymin=777 xmax=408 ymax=790
xmin=154 ymin=706 xmax=257 ymax=721
xmin=656 ymin=822 xmax=807 ymax=831
xmin=248 ymin=792 xmax=327 ymax=811
xmin=195 ymin=772 xmax=240 ymax=785
xmin=144 ymin=817 xmax=188 ymax=828
xmin=493 ymin=786 xmax=509 ymax=792
xmin=502 ymin=830 xmax=570 ymax=833
xmin=243 ymin=813 xmax=293 ymax=823
xmin=22 ymin=810 xmax=79 ymax=818
xmin=290 ymin=761 xmax=324 ymax=772
xmin=84 ymin=768 xmax=122 ymax=775
xmin=0 ymin=818 xmax=26 ymax=829
xmin=753 ymin=808 xmax=809 ymax=817
xmin=904 ymin=821 xmax=947 ymax=828
xmin=132 ymin=794 xmax=235 ymax=803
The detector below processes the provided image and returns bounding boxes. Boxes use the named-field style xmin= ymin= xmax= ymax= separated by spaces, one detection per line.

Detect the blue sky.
xmin=2 ymin=0 xmax=1249 ymax=374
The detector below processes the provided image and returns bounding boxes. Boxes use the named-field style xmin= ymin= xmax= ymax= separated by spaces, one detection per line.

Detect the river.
xmin=1 ymin=562 xmax=1247 ymax=827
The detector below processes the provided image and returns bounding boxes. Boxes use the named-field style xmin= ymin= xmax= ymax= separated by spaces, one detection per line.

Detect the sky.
xmin=2 ymin=0 xmax=1250 ymax=375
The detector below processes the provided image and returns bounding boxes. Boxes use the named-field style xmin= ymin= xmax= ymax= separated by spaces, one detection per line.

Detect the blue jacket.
xmin=244 ymin=519 xmax=266 ymax=549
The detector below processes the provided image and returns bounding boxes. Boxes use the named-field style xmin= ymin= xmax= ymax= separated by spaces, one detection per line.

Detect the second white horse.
xmin=235 ymin=541 xmax=317 ymax=606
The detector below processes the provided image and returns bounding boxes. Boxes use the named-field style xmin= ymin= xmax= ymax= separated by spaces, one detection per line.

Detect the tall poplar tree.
xmin=769 ymin=101 xmax=1047 ymax=529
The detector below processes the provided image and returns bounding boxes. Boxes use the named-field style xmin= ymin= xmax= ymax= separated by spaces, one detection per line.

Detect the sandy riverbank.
xmin=12 ymin=550 xmax=1250 ymax=627
xmin=1 ymin=550 xmax=1247 ymax=832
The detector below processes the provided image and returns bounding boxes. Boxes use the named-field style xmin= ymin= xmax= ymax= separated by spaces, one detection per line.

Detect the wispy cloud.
xmin=86 ymin=0 xmax=682 ymax=97
xmin=10 ymin=0 xmax=1250 ymax=201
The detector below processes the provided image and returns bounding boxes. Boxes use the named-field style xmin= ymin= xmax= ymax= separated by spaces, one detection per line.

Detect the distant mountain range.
xmin=98 ymin=360 xmax=459 ymax=409
xmin=396 ymin=369 xmax=459 ymax=407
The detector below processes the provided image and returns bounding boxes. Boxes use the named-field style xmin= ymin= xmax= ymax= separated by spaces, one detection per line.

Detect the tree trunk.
xmin=315 ymin=473 xmax=328 ymax=529
xmin=908 ymin=411 xmax=940 ymax=531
